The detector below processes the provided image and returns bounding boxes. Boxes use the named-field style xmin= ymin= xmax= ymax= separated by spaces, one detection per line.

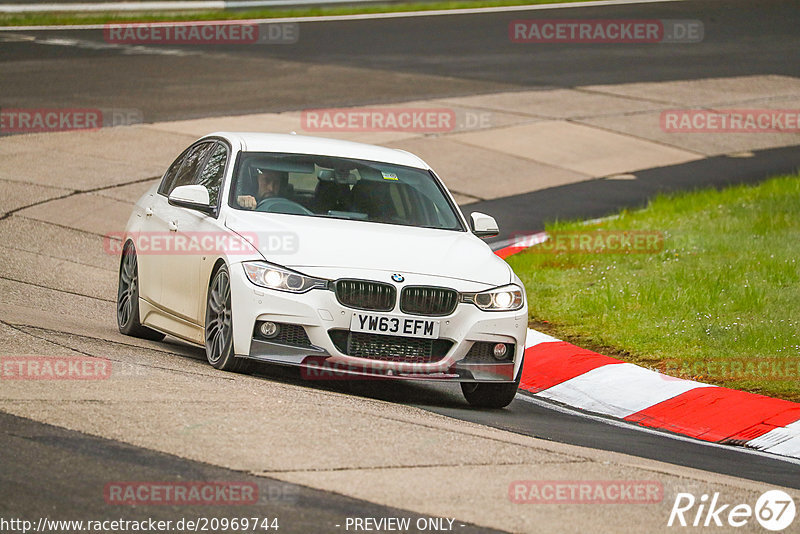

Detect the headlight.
xmin=242 ymin=262 xmax=328 ymax=293
xmin=461 ymin=284 xmax=524 ymax=311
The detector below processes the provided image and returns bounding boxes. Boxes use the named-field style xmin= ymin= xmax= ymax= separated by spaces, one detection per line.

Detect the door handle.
xmin=145 ymin=207 xmax=153 ymax=217
xmin=168 ymin=220 xmax=178 ymax=232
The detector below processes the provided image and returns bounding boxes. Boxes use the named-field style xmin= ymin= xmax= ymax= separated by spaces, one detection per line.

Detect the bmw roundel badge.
xmin=391 ymin=273 xmax=404 ymax=283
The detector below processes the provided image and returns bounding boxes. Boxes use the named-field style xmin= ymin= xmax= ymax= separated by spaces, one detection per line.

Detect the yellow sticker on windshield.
xmin=381 ymin=172 xmax=398 ymax=181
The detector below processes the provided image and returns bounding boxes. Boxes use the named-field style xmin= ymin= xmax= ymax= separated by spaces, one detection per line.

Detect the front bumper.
xmin=229 ymin=263 xmax=527 ymax=382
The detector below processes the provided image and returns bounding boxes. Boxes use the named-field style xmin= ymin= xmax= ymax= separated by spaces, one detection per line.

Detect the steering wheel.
xmin=255 ymin=197 xmax=313 ymax=215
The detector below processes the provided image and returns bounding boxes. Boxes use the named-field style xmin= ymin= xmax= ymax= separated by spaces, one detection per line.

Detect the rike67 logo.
xmin=668 ymin=490 xmax=796 ymax=531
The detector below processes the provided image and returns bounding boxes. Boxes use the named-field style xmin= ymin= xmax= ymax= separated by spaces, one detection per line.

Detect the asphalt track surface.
xmin=2 ymin=0 xmax=800 ymax=525
xmin=0 ymin=411 xmax=501 ymax=533
xmin=1 ymin=0 xmax=799 ymax=122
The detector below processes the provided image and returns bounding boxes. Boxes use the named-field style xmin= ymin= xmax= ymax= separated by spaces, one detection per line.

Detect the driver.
xmin=236 ymin=168 xmax=286 ymax=210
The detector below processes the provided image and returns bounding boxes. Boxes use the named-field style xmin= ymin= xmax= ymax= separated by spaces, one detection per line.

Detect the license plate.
xmin=350 ymin=313 xmax=440 ymax=339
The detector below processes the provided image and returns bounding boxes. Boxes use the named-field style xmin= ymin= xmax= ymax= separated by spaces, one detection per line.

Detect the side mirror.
xmin=470 ymin=212 xmax=499 ymax=238
xmin=169 ymin=185 xmax=214 ymax=214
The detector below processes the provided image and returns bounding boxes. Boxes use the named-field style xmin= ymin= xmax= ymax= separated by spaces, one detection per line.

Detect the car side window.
xmin=163 ymin=142 xmax=215 ymax=196
xmin=158 ymin=148 xmax=189 ymax=196
xmin=195 ymin=142 xmax=228 ymax=206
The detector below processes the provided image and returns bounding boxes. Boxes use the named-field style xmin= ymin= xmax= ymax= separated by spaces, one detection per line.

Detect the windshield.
xmin=228 ymin=152 xmax=464 ymax=231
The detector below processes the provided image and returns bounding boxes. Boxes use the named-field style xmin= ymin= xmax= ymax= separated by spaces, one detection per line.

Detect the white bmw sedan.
xmin=117 ymin=132 xmax=527 ymax=408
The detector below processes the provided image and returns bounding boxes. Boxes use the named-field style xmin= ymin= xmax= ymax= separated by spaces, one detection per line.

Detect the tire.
xmin=205 ymin=264 xmax=249 ymax=373
xmin=461 ymin=359 xmax=523 ymax=409
xmin=117 ymin=242 xmax=166 ymax=341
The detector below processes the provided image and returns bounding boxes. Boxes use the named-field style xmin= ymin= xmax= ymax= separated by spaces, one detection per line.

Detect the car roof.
xmin=207 ymin=132 xmax=430 ymax=170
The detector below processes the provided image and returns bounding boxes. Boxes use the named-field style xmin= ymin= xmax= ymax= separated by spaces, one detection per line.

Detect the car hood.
xmin=224 ymin=211 xmax=511 ymax=286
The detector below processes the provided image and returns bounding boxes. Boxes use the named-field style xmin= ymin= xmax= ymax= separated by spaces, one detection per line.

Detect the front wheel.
xmin=461 ymin=362 xmax=522 ymax=409
xmin=205 ymin=265 xmax=249 ymax=373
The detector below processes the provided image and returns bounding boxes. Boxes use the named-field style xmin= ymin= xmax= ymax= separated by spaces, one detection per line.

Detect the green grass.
xmin=507 ymin=175 xmax=800 ymax=402
xmin=0 ymin=0 xmax=588 ymax=26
